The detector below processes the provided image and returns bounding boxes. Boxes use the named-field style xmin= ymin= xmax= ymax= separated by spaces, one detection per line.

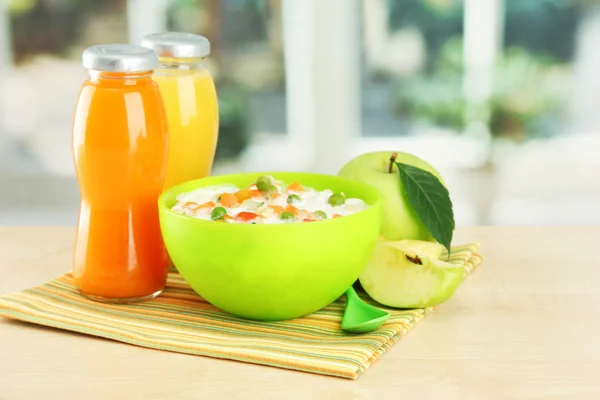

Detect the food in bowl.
xmin=158 ymin=172 xmax=383 ymax=321
xmin=170 ymin=175 xmax=368 ymax=224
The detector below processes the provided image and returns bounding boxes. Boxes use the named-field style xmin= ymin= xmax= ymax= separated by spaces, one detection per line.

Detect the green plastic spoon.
xmin=341 ymin=286 xmax=389 ymax=333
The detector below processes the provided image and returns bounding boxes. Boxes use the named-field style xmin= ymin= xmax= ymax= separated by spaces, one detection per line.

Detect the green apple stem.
xmin=388 ymin=153 xmax=398 ymax=173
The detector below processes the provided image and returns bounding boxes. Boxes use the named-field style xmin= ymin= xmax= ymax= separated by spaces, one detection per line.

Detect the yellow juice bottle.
xmin=141 ymin=32 xmax=219 ymax=192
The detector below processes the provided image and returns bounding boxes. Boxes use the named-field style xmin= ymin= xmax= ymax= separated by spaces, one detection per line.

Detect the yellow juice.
xmin=154 ymin=67 xmax=219 ymax=192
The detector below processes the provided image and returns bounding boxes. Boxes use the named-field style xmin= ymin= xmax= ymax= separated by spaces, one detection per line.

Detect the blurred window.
xmin=0 ymin=0 xmax=286 ymax=177
xmin=1 ymin=0 xmax=599 ymax=225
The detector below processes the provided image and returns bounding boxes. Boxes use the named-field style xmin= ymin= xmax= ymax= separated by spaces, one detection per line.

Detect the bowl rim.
xmin=158 ymin=171 xmax=382 ymax=227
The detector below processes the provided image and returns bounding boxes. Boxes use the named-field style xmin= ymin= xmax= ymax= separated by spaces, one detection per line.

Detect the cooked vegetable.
xmin=256 ymin=176 xmax=273 ymax=191
xmin=219 ymin=193 xmax=238 ymax=208
xmin=328 ymin=193 xmax=345 ymax=206
xmin=236 ymin=212 xmax=258 ymax=222
xmin=234 ymin=189 xmax=251 ymax=203
xmin=314 ymin=210 xmax=327 ymax=219
xmin=287 ymin=181 xmax=304 ymax=192
xmin=211 ymin=207 xmax=227 ymax=221
xmin=287 ymin=194 xmax=301 ymax=204
xmin=280 ymin=211 xmax=296 ymax=221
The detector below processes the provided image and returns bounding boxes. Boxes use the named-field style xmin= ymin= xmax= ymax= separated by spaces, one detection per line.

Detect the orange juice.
xmin=141 ymin=32 xmax=219 ymax=192
xmin=153 ymin=67 xmax=219 ymax=190
xmin=72 ymin=45 xmax=169 ymax=302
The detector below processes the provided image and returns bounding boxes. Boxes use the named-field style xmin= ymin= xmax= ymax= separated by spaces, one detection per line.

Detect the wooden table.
xmin=1 ymin=226 xmax=599 ymax=399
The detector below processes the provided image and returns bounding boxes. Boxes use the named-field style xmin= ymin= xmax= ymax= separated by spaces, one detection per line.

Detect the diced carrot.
xmin=223 ymin=214 xmax=235 ymax=221
xmin=192 ymin=201 xmax=215 ymax=211
xmin=287 ymin=181 xmax=304 ymax=193
xmin=236 ymin=212 xmax=258 ymax=222
xmin=270 ymin=192 xmax=282 ymax=199
xmin=183 ymin=202 xmax=199 ymax=208
xmin=219 ymin=192 xmax=238 ymax=208
xmin=285 ymin=204 xmax=299 ymax=216
xmin=251 ymin=189 xmax=263 ymax=199
xmin=235 ymin=188 xmax=251 ymax=203
xmin=332 ymin=214 xmax=343 ymax=218
xmin=269 ymin=205 xmax=285 ymax=214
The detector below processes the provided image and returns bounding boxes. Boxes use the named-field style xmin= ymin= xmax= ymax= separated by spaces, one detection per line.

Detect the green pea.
xmin=328 ymin=193 xmax=345 ymax=206
xmin=287 ymin=194 xmax=301 ymax=204
xmin=211 ymin=207 xmax=227 ymax=221
xmin=256 ymin=175 xmax=273 ymax=191
xmin=314 ymin=210 xmax=327 ymax=220
xmin=280 ymin=211 xmax=295 ymax=221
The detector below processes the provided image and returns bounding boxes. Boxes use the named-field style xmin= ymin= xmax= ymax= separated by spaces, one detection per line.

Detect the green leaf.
xmin=395 ymin=162 xmax=455 ymax=255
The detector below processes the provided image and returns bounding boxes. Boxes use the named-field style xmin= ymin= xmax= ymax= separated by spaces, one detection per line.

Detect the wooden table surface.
xmin=1 ymin=226 xmax=599 ymax=399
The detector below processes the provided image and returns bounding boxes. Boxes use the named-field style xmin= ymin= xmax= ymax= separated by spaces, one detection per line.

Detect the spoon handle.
xmin=345 ymin=286 xmax=361 ymax=302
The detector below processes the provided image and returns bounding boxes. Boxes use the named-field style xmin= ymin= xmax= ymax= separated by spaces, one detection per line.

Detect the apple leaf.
xmin=395 ymin=162 xmax=455 ymax=255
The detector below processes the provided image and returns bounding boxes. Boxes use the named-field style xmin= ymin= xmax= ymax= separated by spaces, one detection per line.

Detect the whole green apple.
xmin=338 ymin=151 xmax=444 ymax=241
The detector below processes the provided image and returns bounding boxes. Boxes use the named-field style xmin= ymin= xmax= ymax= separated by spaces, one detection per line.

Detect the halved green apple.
xmin=359 ymin=239 xmax=466 ymax=308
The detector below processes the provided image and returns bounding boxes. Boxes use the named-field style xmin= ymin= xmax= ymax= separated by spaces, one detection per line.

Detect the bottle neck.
xmin=88 ymin=70 xmax=154 ymax=85
xmin=156 ymin=56 xmax=205 ymax=71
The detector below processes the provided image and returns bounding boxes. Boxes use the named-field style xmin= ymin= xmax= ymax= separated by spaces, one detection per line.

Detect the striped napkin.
xmin=0 ymin=243 xmax=482 ymax=379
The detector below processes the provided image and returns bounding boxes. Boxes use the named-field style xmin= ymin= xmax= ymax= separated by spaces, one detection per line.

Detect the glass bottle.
xmin=141 ymin=32 xmax=219 ymax=192
xmin=72 ymin=44 xmax=169 ymax=302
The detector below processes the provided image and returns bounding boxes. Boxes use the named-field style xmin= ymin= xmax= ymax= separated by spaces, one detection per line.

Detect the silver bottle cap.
xmin=82 ymin=44 xmax=158 ymax=72
xmin=141 ymin=32 xmax=211 ymax=58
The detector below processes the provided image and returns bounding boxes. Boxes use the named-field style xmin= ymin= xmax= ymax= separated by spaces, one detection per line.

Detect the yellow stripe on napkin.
xmin=0 ymin=243 xmax=482 ymax=379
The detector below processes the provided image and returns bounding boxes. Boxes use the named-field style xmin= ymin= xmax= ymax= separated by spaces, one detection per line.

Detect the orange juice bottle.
xmin=72 ymin=44 xmax=169 ymax=302
xmin=141 ymin=32 xmax=219 ymax=191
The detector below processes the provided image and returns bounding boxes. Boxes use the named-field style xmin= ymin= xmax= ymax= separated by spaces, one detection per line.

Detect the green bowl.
xmin=158 ymin=172 xmax=382 ymax=321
